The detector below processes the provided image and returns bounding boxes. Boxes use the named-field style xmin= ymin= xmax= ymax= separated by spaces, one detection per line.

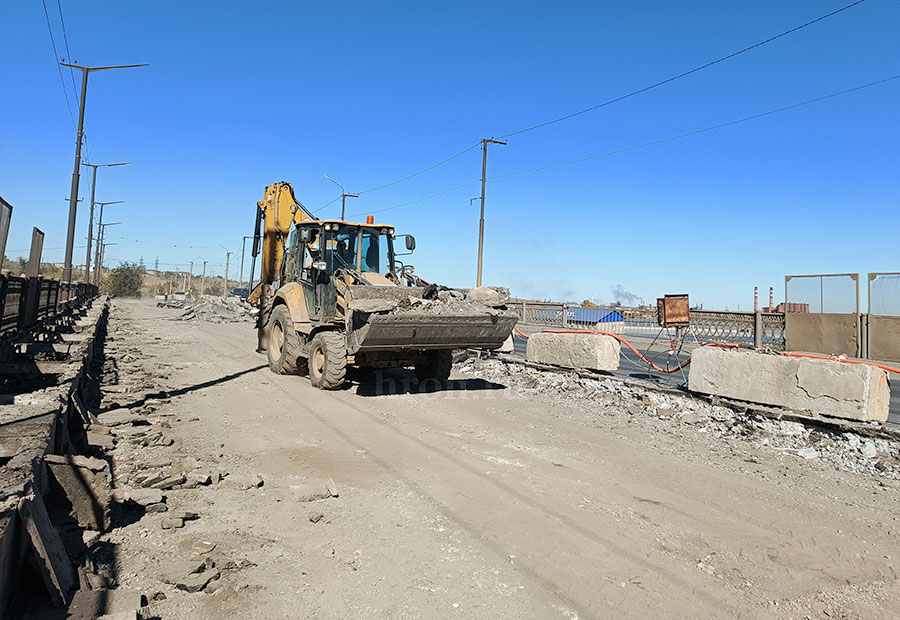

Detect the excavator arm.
xmin=248 ymin=182 xmax=314 ymax=305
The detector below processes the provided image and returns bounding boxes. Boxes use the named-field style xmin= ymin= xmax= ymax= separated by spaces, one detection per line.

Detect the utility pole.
xmin=60 ymin=62 xmax=147 ymax=291
xmin=98 ymin=242 xmax=117 ymax=282
xmin=239 ymin=235 xmax=253 ymax=289
xmin=476 ymin=138 xmax=506 ymax=287
xmin=81 ymin=162 xmax=129 ymax=283
xmin=201 ymin=260 xmax=207 ymax=296
xmin=223 ymin=252 xmax=232 ymax=298
xmin=323 ymin=175 xmax=358 ymax=220
xmin=188 ymin=261 xmax=194 ymax=292
xmin=92 ymin=201 xmax=123 ymax=285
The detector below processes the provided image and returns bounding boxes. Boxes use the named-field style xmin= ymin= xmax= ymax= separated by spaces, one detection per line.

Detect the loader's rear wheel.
xmin=267 ymin=305 xmax=302 ymax=375
xmin=415 ymin=350 xmax=452 ymax=383
xmin=309 ymin=331 xmax=347 ymax=390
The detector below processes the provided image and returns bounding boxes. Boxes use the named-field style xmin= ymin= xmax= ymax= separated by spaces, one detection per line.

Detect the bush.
xmin=105 ymin=262 xmax=145 ymax=297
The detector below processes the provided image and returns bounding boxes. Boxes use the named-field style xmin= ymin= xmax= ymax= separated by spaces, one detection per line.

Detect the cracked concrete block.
xmin=19 ymin=493 xmax=77 ymax=606
xmin=688 ymin=347 xmax=890 ymax=423
xmin=44 ymin=454 xmax=112 ymax=531
xmin=526 ymin=332 xmax=620 ymax=372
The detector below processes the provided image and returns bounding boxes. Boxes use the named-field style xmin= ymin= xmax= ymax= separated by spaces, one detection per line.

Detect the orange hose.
xmin=780 ymin=351 xmax=900 ymax=375
xmin=515 ymin=326 xmax=690 ymax=374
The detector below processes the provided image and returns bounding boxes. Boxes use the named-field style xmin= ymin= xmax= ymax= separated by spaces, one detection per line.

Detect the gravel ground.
xmin=52 ymin=299 xmax=900 ymax=620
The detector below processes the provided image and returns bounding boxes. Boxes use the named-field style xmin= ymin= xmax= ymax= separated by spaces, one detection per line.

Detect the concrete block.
xmin=44 ymin=454 xmax=112 ymax=531
xmin=19 ymin=493 xmax=77 ymax=606
xmin=526 ymin=332 xmax=620 ymax=372
xmin=498 ymin=334 xmax=514 ymax=353
xmin=688 ymin=347 xmax=890 ymax=423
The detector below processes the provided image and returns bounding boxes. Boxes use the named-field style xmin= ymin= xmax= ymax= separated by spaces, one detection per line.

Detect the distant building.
xmin=762 ymin=302 xmax=809 ymax=313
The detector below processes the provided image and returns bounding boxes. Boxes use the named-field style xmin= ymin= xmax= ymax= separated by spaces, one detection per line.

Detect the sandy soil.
xmin=91 ymin=298 xmax=900 ymax=620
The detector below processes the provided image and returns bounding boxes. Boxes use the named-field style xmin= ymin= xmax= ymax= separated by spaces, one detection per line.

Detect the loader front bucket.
xmin=346 ymin=308 xmax=517 ymax=354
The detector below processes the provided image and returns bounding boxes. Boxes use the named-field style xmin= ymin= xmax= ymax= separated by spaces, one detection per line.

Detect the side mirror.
xmin=405 ymin=235 xmax=416 ymax=251
xmin=299 ymin=228 xmax=314 ymax=244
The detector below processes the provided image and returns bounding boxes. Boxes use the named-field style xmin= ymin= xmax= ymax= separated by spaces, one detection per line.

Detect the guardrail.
xmin=0 ymin=274 xmax=97 ymax=335
xmin=511 ymin=300 xmax=786 ymax=350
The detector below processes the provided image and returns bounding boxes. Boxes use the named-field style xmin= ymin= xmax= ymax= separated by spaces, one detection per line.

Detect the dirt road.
xmin=98 ymin=299 xmax=900 ymax=620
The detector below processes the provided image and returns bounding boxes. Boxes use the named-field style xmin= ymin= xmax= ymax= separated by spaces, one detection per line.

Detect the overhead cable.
xmin=491 ymin=74 xmax=900 ymax=180
xmin=40 ymin=0 xmax=76 ymax=128
xmin=498 ymin=0 xmax=870 ymax=139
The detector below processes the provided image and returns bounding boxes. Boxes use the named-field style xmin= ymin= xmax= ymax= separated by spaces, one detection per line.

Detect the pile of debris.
xmin=458 ymin=357 xmax=900 ymax=480
xmin=157 ymin=296 xmax=257 ymax=324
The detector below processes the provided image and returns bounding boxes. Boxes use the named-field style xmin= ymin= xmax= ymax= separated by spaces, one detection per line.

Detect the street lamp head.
xmin=323 ymin=175 xmax=345 ymax=193
xmin=60 ymin=62 xmax=149 ymax=72
xmin=82 ymin=161 xmax=131 ymax=168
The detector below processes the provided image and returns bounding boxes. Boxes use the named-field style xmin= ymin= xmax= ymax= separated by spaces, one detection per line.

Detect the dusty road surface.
xmin=94 ymin=299 xmax=900 ymax=620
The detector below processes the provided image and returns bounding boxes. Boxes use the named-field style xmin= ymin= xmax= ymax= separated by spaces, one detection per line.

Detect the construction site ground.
xmin=92 ymin=299 xmax=900 ymax=620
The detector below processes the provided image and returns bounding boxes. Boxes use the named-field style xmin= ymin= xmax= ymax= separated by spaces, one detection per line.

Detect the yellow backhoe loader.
xmin=248 ymin=182 xmax=517 ymax=389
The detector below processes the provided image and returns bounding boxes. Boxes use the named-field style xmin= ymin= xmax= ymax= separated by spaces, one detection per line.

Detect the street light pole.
xmin=323 ymin=175 xmax=358 ymax=221
xmin=81 ymin=162 xmax=129 ymax=283
xmin=92 ymin=200 xmax=123 ymax=285
xmin=60 ymin=62 xmax=147 ymax=290
xmin=476 ymin=137 xmax=506 ymax=287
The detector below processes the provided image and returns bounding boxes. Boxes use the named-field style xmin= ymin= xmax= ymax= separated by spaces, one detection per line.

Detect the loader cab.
xmin=291 ymin=221 xmax=399 ymax=283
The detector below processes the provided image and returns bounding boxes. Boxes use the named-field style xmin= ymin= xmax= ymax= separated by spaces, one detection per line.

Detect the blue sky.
xmin=1 ymin=1 xmax=897 ymax=310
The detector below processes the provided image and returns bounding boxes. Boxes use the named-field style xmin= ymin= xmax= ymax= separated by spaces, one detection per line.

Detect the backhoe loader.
xmin=248 ymin=182 xmax=517 ymax=390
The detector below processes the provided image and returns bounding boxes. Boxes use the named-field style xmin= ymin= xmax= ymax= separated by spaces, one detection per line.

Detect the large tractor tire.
xmin=414 ymin=349 xmax=452 ymax=383
xmin=267 ymin=305 xmax=302 ymax=375
xmin=309 ymin=331 xmax=347 ymax=390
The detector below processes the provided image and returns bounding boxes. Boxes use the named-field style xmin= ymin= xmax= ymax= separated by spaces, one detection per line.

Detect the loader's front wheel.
xmin=267 ymin=305 xmax=302 ymax=375
xmin=415 ymin=350 xmax=452 ymax=383
xmin=309 ymin=331 xmax=347 ymax=390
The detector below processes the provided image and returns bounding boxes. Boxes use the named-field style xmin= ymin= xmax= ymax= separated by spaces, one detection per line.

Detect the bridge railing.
xmin=510 ymin=300 xmax=785 ymax=350
xmin=0 ymin=274 xmax=98 ymax=335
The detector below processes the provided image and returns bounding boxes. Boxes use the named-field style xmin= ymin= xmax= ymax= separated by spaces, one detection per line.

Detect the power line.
xmin=55 ymin=0 xmax=80 ymax=100
xmin=347 ymin=180 xmax=480 ymax=218
xmin=40 ymin=0 xmax=76 ymax=128
xmin=490 ymin=74 xmax=900 ymax=180
xmin=313 ymin=141 xmax=482 ymax=218
xmin=357 ymin=141 xmax=481 ymax=194
xmin=343 ymin=73 xmax=898 ymax=218
xmin=498 ymin=0 xmax=870 ymax=139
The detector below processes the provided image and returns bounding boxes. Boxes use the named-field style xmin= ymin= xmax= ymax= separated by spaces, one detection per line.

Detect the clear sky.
xmin=1 ymin=1 xmax=897 ymax=310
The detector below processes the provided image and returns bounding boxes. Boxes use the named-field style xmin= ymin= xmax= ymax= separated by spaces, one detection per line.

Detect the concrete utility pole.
xmin=59 ymin=62 xmax=147 ymax=290
xmin=95 ymin=222 xmax=121 ymax=283
xmin=239 ymin=235 xmax=253 ymax=289
xmin=93 ymin=201 xmax=123 ymax=285
xmin=223 ymin=252 xmax=232 ymax=298
xmin=323 ymin=175 xmax=358 ymax=220
xmin=201 ymin=261 xmax=208 ymax=296
xmin=99 ymin=242 xmax=117 ymax=281
xmin=476 ymin=138 xmax=506 ymax=287
xmin=82 ymin=162 xmax=129 ymax=283
xmin=188 ymin=261 xmax=194 ymax=292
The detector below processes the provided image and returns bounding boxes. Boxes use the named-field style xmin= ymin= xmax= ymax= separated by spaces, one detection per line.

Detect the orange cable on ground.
xmin=514 ymin=326 xmax=690 ymax=374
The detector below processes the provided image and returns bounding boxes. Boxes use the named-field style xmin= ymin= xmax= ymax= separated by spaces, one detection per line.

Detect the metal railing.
xmin=511 ymin=300 xmax=786 ymax=350
xmin=0 ymin=274 xmax=98 ymax=335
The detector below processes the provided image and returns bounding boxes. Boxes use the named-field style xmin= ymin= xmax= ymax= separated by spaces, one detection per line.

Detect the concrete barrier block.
xmin=526 ymin=332 xmax=620 ymax=372
xmin=688 ymin=347 xmax=890 ymax=423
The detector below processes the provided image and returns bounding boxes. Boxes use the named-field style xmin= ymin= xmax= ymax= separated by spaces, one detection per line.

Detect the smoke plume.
xmin=610 ymin=284 xmax=639 ymax=306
